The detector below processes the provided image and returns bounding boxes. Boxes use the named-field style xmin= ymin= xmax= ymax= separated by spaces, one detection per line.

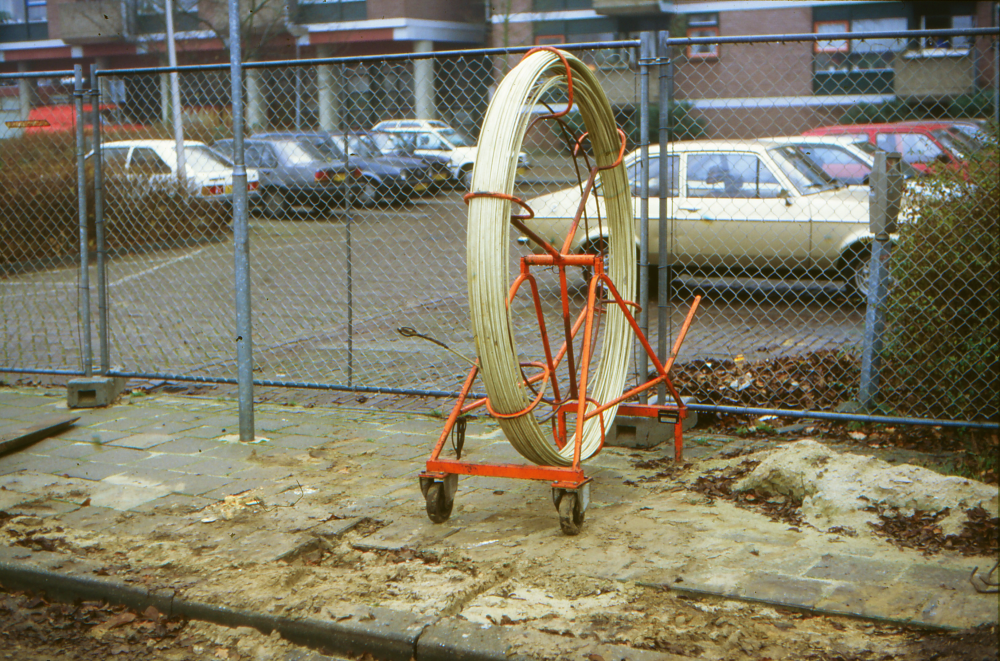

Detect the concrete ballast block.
xmin=605 ymin=398 xmax=697 ymax=449
xmin=67 ymin=377 xmax=126 ymax=408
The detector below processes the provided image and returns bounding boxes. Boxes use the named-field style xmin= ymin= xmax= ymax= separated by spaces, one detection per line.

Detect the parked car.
xmin=213 ymin=137 xmax=354 ymax=217
xmin=97 ymin=140 xmax=259 ymax=204
xmin=519 ymin=140 xmax=891 ymax=296
xmin=759 ymin=135 xmax=921 ymax=186
xmin=371 ymin=119 xmax=530 ymax=189
xmin=258 ymin=131 xmax=434 ymax=206
xmin=368 ymin=129 xmax=453 ymax=190
xmin=940 ymin=119 xmax=990 ymax=146
xmin=802 ymin=122 xmax=965 ymax=174
xmin=893 ymin=119 xmax=988 ymax=159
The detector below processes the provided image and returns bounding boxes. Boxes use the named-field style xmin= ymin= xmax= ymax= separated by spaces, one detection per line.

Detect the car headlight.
xmin=400 ymin=172 xmax=407 ymax=182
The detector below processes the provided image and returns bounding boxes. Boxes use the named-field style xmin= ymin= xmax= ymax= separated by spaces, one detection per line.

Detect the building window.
xmin=685 ymin=12 xmax=719 ymax=59
xmin=0 ymin=0 xmax=46 ymax=23
xmin=918 ymin=14 xmax=975 ymax=51
xmin=534 ymin=35 xmax=565 ymax=46
xmin=813 ymin=21 xmax=849 ymax=53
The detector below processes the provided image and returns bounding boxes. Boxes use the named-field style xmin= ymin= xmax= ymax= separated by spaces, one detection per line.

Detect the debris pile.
xmin=730 ymin=440 xmax=998 ymax=551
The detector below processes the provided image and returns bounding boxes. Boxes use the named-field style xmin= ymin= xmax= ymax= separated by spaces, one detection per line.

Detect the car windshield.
xmin=330 ymin=134 xmax=378 ymax=159
xmin=438 ymin=127 xmax=474 ymax=147
xmin=281 ymin=140 xmax=328 ymax=164
xmin=307 ymin=137 xmax=345 ymax=161
xmin=371 ymin=131 xmax=414 ymax=154
xmin=767 ymin=145 xmax=838 ymax=193
xmin=933 ymin=128 xmax=978 ymax=159
xmin=184 ymin=145 xmax=232 ymax=170
xmin=790 ymin=144 xmax=872 ymax=186
xmin=950 ymin=123 xmax=987 ymax=145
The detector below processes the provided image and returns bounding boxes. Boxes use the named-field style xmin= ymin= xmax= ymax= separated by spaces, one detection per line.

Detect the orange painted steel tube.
xmin=427 ymin=458 xmax=588 ymax=487
xmin=430 ymin=362 xmax=480 ymax=462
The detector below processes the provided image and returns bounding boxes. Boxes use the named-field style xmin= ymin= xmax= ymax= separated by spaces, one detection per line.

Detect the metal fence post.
xmin=656 ymin=32 xmax=673 ymax=404
xmin=90 ymin=68 xmax=109 ymax=375
xmin=859 ymin=151 xmax=896 ymax=410
xmin=638 ymin=33 xmax=653 ymax=403
xmin=343 ymin=119 xmax=354 ymax=387
xmin=229 ymin=3 xmax=254 ymax=440
xmin=74 ymin=64 xmax=93 ymax=378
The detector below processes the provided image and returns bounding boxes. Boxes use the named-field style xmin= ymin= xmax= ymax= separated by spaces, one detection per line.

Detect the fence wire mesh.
xmin=2 ymin=30 xmax=997 ymax=424
xmin=657 ymin=31 xmax=998 ymax=422
xmin=0 ymin=70 xmax=86 ymax=375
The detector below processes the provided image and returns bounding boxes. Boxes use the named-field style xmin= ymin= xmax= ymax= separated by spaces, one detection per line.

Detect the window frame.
xmin=534 ymin=35 xmax=566 ymax=46
xmin=686 ymin=27 xmax=719 ymax=60
xmin=813 ymin=20 xmax=850 ymax=54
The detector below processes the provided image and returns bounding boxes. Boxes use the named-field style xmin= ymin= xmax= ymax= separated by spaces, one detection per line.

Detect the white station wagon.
xmin=521 ymin=140 xmax=886 ymax=295
xmin=99 ymin=140 xmax=260 ymax=203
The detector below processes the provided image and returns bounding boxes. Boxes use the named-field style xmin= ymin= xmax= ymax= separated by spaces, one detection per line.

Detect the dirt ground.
xmin=0 ymin=586 xmax=345 ymax=660
xmin=1 ymin=556 xmax=996 ymax=661
xmin=2 ymin=444 xmax=997 ymax=661
xmin=1 ymin=377 xmax=996 ymax=661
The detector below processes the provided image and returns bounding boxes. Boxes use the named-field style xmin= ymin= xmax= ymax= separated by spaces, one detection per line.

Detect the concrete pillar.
xmin=17 ymin=62 xmax=34 ymax=121
xmin=316 ymin=45 xmax=339 ymax=132
xmin=160 ymin=71 xmax=170 ymax=124
xmin=94 ymin=57 xmax=110 ymax=103
xmin=245 ymin=67 xmax=266 ymax=133
xmin=413 ymin=40 xmax=435 ymax=120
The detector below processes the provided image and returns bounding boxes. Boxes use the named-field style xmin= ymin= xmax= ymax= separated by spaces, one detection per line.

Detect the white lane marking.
xmin=110 ymin=247 xmax=207 ymax=287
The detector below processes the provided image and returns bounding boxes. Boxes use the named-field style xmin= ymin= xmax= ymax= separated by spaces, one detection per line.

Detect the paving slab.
xmin=0 ymin=384 xmax=996 ymax=653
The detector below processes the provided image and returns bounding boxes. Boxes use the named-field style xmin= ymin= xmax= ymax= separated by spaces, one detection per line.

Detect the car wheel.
xmin=355 ymin=178 xmax=379 ymax=207
xmin=461 ymin=166 xmax=474 ymax=191
xmin=263 ymin=188 xmax=289 ymax=218
xmin=847 ymin=246 xmax=872 ymax=299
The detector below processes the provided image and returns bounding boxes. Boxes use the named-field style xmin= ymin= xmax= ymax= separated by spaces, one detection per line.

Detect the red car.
xmin=802 ymin=122 xmax=966 ymax=175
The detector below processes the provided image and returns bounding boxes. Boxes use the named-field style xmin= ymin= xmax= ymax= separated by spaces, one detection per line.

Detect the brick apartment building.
xmin=490 ymin=1 xmax=998 ymax=138
xmin=0 ymin=1 xmax=996 ymax=138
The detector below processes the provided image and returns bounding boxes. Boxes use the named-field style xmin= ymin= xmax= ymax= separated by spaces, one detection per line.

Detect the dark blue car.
xmin=256 ymin=131 xmax=434 ymax=207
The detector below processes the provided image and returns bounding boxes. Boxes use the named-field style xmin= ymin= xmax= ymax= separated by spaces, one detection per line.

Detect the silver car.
xmin=520 ymin=140 xmax=887 ymax=295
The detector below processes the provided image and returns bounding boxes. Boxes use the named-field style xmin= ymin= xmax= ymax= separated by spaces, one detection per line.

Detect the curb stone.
xmin=418 ymin=618 xmax=696 ymax=660
xmin=0 ymin=548 xmax=696 ymax=660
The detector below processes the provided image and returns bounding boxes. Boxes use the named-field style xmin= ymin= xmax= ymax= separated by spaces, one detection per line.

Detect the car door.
xmin=625 ymin=152 xmax=679 ymax=266
xmin=411 ymin=131 xmax=449 ymax=160
xmin=678 ymin=151 xmax=810 ymax=273
xmin=245 ymin=142 xmax=280 ymax=188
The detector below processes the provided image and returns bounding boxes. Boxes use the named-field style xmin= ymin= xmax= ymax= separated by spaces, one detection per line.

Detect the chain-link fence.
xmin=0 ymin=68 xmax=88 ymax=377
xmin=2 ymin=29 xmax=997 ymax=424
xmin=654 ymin=28 xmax=998 ymax=422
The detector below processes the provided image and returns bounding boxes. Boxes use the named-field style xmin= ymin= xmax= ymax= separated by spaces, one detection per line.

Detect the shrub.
xmin=1 ymin=131 xmax=231 ymax=271
xmin=880 ymin=128 xmax=999 ymax=420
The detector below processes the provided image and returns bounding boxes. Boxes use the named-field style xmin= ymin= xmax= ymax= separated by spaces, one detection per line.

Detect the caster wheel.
xmin=557 ymin=491 xmax=585 ymax=536
xmin=425 ymin=482 xmax=453 ymax=523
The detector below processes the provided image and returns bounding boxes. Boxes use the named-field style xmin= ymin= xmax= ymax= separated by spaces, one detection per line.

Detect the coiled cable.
xmin=467 ymin=49 xmax=635 ymax=466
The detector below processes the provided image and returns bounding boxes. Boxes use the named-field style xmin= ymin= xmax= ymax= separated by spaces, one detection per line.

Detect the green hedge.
xmin=839 ymin=90 xmax=996 ymax=125
xmin=880 ymin=129 xmax=999 ymax=420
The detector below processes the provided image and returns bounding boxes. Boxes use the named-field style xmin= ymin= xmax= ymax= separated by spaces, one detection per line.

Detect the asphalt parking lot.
xmin=2 ymin=190 xmax=864 ymax=394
